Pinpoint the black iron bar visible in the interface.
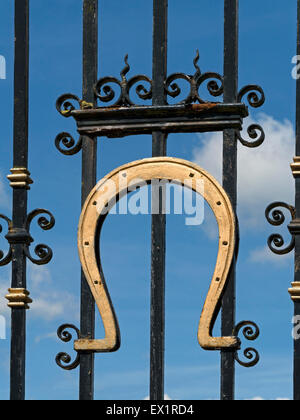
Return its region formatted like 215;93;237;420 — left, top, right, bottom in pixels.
221;0;239;401
79;0;98;401
72;103;247;138
294;0;300;401
9;0;30;401
150;0;168;401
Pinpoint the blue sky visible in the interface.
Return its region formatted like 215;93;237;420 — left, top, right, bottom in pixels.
0;0;298;400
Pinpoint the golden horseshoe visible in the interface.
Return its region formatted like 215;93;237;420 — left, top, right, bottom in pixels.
76;157;239;353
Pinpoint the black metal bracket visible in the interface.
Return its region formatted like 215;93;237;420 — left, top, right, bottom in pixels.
55;319;261;371
266;202;296;255
54;52;266;155
56;324;81;371
234;321;260;368
236;85;266;148
71;103;248;138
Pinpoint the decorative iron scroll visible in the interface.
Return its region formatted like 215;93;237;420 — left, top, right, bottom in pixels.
54;52;266;113
55;132;83;156
234;321;260;368
56;324;81;371
24;209;55;265
0;209;55;267
165;50;224;105
93;51;224;107
56;51;224;113
94;54;153;107
55;52;267;149
75;157;240;353
237;85;266;148
266;202;296;255
55;94;92;156
0;214;13;266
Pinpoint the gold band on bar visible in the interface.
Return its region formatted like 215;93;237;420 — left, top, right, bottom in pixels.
7;168;33;190
5;288;33;310
289;282;300;302
291;157;300;179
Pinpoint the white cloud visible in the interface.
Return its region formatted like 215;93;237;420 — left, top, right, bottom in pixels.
35;332;58;344
0;276;10;320
193;114;295;229
0;171;10;210
249;245;293;266
27;263;79;322
29;264;52;288
29;290;78;322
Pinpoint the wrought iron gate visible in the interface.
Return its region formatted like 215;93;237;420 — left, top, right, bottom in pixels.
1;0;299;401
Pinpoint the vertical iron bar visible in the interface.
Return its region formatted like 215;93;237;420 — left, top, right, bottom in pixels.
221;0;239;401
294;0;300;401
150;0;168;401
10;0;29;401
79;0;98;401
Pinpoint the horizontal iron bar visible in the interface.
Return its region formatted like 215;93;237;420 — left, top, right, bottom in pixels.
73;103;248;119
77;120;244;138
72;103;247;138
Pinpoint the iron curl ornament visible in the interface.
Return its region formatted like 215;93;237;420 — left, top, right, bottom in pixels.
55;132;83;156
58;51;225;112
237;85;266;148
234;321;260;368
0;214;13;266
266;202;296;255
0;210;55;266
56;93;83;117
56;324;81;371
55;94;93;156
94;54;153;107
165;50;224;105
24;209;56;265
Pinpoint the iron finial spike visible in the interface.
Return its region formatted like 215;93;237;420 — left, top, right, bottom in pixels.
121;54;130;80
193;49;201;77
